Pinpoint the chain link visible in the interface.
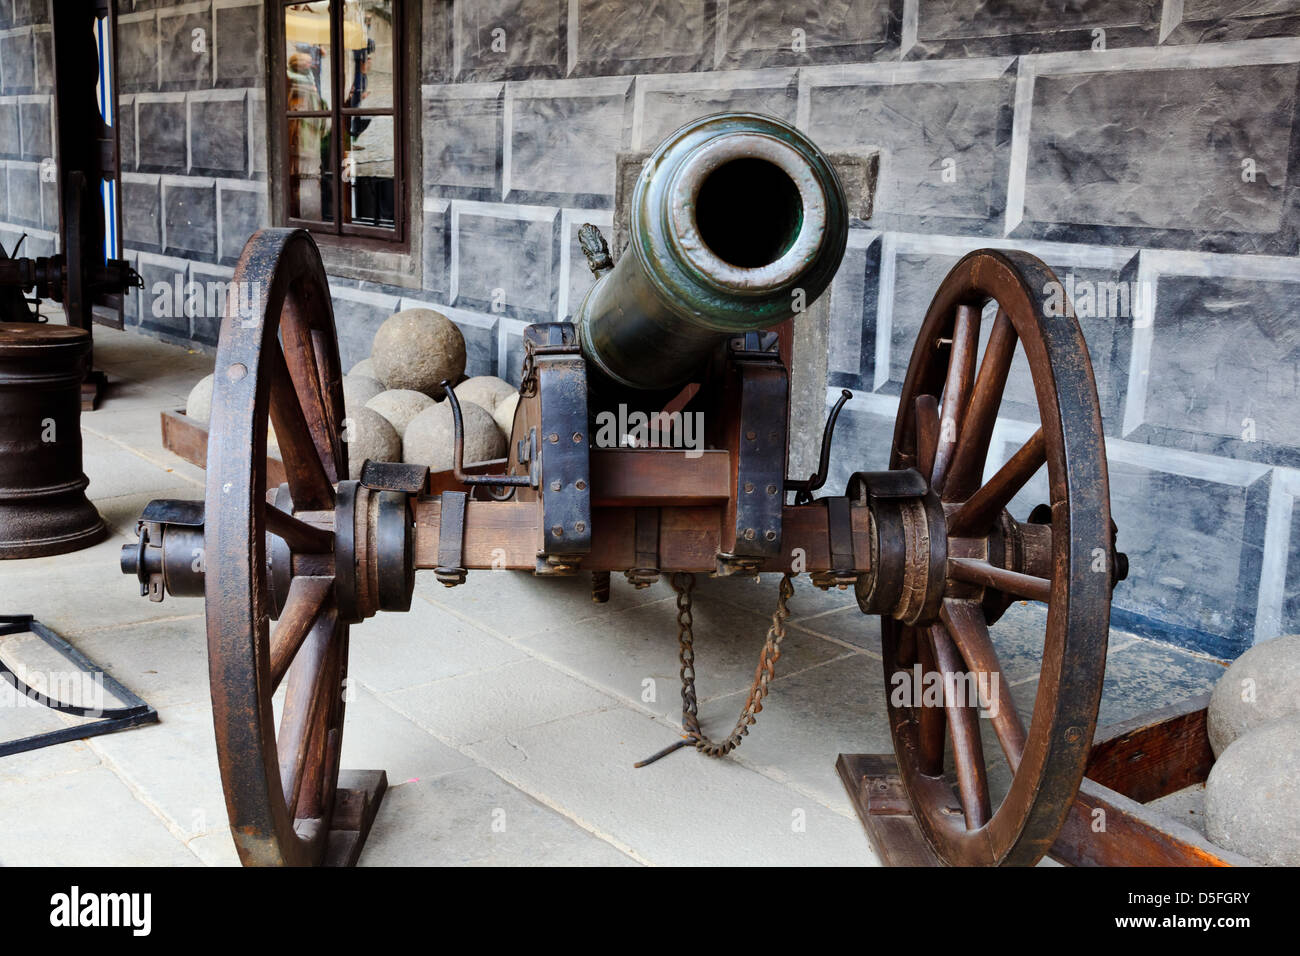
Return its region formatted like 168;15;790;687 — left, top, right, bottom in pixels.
635;571;796;767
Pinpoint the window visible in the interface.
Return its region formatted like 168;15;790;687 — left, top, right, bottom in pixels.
280;1;405;242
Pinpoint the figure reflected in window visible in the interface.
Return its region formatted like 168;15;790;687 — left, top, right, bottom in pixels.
343;11;394;230
287;52;331;222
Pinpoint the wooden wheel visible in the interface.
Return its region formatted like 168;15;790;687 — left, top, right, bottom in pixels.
882;249;1116;866
204;229;350;866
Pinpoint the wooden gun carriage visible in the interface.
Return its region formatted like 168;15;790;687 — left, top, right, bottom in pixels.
121;114;1127;867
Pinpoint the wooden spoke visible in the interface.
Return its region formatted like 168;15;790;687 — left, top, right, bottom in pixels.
896;625;918;667
915;627;945;776
294;665;341;822
311;328;346;478
929;625;992;830
948;557;1052;604
266;338;335;511
280;301;341;483
277;615;338;815
946;428;1045;537
931;304;980;493
269;577;334;691
265;504;334;554
914;394;940;485
941;599;1028;771
944;309;1017;502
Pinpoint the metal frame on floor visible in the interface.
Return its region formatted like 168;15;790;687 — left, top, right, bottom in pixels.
0;613;157;757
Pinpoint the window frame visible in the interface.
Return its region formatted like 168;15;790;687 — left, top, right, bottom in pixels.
274;0;409;248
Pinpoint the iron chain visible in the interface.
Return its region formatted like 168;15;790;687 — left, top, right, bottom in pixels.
635;571;796;766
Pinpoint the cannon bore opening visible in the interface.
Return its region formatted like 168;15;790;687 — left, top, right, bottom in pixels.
694;158;803;269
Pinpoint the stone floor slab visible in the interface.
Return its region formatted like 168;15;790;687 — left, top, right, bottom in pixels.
697;652;891;815
515;592;853;723
339;686;476;783
65;616;210;710
470;707;877;866
418;567;665;640
0;765;198;866
82;432;196;501
359;766;637;866
382;658;616;746
86;700;230;854
349;596;528;694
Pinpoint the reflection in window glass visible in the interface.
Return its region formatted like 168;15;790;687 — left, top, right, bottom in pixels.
344;115;395;228
289;116;333;222
286;2;332;110
343;1;394;110
281;0;403;239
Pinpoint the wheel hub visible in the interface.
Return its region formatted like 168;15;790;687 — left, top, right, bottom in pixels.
849;469;947;625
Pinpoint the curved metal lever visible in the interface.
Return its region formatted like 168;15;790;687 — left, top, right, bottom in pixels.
441;381;532;487
785;388;853;505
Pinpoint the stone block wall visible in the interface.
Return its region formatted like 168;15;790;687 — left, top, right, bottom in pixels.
3;0;1298;657
115;0;267;346
0;0;56;260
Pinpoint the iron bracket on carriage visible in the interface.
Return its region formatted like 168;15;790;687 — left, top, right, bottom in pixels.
120;112;1129;867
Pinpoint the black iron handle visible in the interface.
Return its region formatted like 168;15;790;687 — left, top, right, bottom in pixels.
785;388;853;504
441;381;532;487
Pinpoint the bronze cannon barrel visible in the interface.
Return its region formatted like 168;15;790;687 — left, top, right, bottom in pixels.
574;112;849;392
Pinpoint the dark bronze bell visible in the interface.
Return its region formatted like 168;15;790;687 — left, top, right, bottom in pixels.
0;322;105;558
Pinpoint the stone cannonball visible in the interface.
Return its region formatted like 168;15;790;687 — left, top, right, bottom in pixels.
342;406;401;480
454;375;516;414
1205;717;1300;866
1207;634;1300;757
365;388;435;438
186;373;215;423
349;357;376;379
370;308;466;398
493;391;520;439
343;374;385;415
402;399;505;472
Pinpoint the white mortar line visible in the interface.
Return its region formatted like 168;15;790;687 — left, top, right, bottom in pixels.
1255;472;1293;644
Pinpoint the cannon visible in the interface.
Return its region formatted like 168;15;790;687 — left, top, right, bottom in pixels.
121;113;1126;867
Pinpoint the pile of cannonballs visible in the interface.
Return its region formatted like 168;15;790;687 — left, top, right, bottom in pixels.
185;308;519;480
1202;633;1300;865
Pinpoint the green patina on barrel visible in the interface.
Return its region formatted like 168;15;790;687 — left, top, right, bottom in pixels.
574;112;849;392
0;322;105;558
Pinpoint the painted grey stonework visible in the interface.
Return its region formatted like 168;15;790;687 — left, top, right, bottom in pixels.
3;1;1299;658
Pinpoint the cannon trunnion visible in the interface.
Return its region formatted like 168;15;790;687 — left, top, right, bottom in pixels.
121;113;1127;868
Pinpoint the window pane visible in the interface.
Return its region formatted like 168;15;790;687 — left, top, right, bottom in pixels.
343;114;395;229
343;1;395;111
289;116;334;223
286;1;333;111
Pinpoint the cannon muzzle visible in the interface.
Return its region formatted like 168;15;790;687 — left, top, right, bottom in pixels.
574;112;848;392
